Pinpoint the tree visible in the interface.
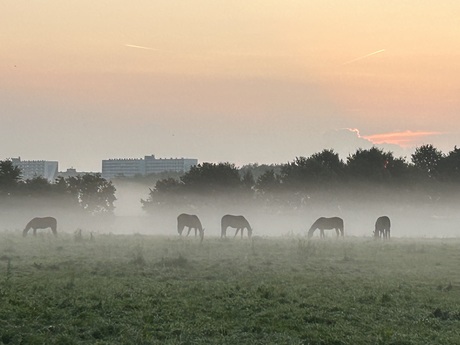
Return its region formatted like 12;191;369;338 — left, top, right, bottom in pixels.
240;170;255;192
141;162;247;212
141;177;183;212
0;159;22;196
255;169;281;195
22;176;52;196
66;174;116;214
180;162;242;194
438;146;460;182
346;147;399;182
280;149;345;190
411;144;443;178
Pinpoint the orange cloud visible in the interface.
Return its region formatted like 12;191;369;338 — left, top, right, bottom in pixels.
363;131;443;147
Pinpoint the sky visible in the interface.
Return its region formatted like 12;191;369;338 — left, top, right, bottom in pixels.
1;1;460;172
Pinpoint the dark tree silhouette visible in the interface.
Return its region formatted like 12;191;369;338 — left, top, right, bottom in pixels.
346;147;399;182
66;174;116;214
142;162;245;212
411;144;443;178
281;149;344;190
0;159;22;196
180;162;241;194
141;177;183;211
255;169;281;194
241;170;255;192
438;146;460;182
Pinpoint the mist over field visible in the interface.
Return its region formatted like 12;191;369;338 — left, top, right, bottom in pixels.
1;177;459;239
84;179;460;239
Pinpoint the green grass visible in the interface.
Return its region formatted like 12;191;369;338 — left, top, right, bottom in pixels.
1;233;460;344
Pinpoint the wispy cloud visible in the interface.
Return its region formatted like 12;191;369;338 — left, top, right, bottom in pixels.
363;130;443;147
125;44;161;51
342;49;385;65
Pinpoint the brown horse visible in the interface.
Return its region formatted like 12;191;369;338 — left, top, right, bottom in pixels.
308;217;344;238
177;213;204;241
23;217;57;237
374;216;391;239
221;215;252;238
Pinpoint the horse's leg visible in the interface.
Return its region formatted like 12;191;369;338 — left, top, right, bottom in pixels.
33;228;37;236
335;228;339;237
234;228;239;238
241;228;244;239
194;228;197;237
221;226;226;238
186;227;192;236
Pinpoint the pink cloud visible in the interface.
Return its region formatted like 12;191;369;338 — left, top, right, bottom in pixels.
363;130;443;147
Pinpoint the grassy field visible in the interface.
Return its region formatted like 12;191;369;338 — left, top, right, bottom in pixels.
1;232;460;344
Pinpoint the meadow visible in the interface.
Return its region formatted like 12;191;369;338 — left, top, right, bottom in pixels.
1;231;460;344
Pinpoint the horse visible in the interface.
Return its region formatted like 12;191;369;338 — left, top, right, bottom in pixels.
221;215;252;238
307;217;344;239
177;213;204;241
374;216;391;239
23;217;57;237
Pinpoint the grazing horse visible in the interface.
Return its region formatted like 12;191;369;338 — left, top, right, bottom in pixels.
23;217;57;237
308;217;344;239
177;213;204;241
221;215;252;238
374;216;391;239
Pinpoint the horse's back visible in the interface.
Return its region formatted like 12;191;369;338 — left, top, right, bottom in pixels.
30;216;57;228
375;216;391;230
178;213;201;228
222;214;248;227
313;217;343;229
330;217;344;228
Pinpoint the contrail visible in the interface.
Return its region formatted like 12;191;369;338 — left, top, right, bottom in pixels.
125;44;161;51
342;49;385;65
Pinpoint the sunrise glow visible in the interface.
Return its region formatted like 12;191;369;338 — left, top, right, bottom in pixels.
1;1;460;170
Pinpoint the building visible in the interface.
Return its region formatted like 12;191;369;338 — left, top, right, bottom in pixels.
102;154;198;179
58;168;95;178
11;157;59;182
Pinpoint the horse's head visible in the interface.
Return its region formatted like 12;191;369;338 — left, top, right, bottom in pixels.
200;228;205;242
248;227;253;238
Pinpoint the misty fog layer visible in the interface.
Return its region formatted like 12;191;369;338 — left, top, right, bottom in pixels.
81;178;460;238
2;145;460;239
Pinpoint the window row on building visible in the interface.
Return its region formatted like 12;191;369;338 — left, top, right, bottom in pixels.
101;155;198;179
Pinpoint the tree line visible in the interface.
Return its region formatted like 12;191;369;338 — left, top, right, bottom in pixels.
2;144;459;215
0;160;116;214
141;144;460;213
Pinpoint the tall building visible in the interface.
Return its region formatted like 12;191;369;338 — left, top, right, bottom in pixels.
102;155;198;179
11;157;59;182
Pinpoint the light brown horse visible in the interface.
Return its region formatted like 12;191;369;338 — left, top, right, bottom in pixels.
308;217;344;239
221;215;252;238
23;217;57;237
177;213;204;242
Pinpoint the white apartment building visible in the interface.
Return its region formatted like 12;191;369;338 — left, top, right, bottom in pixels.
102;155;198;179
11;157;59;182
